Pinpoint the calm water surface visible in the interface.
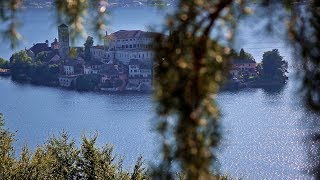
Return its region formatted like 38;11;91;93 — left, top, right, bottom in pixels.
0;76;317;178
0;6;319;179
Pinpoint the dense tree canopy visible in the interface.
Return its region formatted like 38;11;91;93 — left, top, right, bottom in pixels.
76;74;101;91
9;51;33;80
260;49;288;82
0;58;9;69
0;114;148;179
35;51;48;62
9;51;59;84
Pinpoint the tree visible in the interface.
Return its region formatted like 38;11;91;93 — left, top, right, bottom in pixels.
84;36;94;61
75;74;101;91
0;58;9;69
131;156;148;180
0;113;15;179
260;49;288;82
153;1;235;178
35;51;48;62
44;132;80;179
10;50;33;80
0;113;150;179
239;48;255;62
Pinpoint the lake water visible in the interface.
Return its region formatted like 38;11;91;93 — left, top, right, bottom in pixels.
0;6;319;179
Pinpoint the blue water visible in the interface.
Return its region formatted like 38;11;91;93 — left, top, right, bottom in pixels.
0;6;318;179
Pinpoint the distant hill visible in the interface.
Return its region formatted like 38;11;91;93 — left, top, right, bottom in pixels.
23;0;175;8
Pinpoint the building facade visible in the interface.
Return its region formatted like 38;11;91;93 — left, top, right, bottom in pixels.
230;58;257;78
103;30;158;65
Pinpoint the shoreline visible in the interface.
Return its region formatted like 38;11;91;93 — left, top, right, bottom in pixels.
1;75;153;95
2;74;287;95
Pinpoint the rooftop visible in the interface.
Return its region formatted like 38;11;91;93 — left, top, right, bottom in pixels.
107;30;159;40
30;42;51;56
59;24;68;28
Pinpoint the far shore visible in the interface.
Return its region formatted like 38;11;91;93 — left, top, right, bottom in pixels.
1;74;288;95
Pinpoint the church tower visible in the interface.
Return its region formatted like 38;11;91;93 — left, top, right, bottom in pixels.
58;24;70;59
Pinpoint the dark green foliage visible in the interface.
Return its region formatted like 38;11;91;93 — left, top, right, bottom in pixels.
9;51;59;85
35;51;48;62
78;135;100;179
44;132;80;179
11;145;33;179
239;48;255;61
260;49;287;82
9;50;33;80
0;58;9;69
28;63;60;85
76;74;101;91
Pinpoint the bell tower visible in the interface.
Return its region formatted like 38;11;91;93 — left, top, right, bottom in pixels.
58;24;70;59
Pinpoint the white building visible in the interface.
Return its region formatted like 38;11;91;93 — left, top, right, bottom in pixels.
126;59;153;91
63;64;74;75
103;30;158;64
63;58;85;75
59;76;77;87
83;61;103;75
128;59;152;78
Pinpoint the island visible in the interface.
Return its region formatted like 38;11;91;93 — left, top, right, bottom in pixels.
223;48;288;90
0;24;288;93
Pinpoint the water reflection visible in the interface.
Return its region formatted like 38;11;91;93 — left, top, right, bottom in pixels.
261;84;286;95
302;109;320;178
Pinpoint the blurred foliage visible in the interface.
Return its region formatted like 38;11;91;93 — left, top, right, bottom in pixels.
152;0;250;178
286;0;320;111
54;0;108;44
0;0;22;49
